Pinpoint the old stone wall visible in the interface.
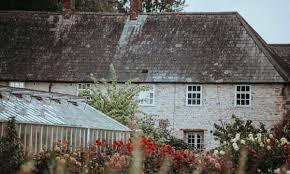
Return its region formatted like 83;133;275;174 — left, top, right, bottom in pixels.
1;82;286;149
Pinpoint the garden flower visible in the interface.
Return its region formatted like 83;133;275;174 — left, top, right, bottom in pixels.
269;134;274;139
266;139;271;143
55;156;61;161
266;145;271;150
232;142;239;151
215;162;221;171
280;137;289;145
235;133;241;140
259;142;264;147
54;146;61;152
59;159;66;165
219;150;225;155
213;150;219;155
38;149;44;154
240;139;246;145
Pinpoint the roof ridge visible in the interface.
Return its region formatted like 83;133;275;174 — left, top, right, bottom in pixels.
235;13;289;81
0;10;238;16
0;10;126;16
269;44;290;46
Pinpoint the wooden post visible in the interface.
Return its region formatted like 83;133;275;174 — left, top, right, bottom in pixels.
56;126;59;142
29;125;33;153
24;125;27;150
40;126;43;149
79;128;82;148
18;124;21;139
1;122;4;137
45;126;48;150
70;127;73;151
50;127;54;149
35;126;38;153
60;127;64;145
74;128;78;149
87;128;90;147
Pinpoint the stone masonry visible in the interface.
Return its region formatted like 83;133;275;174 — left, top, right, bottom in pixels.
1;81;286;149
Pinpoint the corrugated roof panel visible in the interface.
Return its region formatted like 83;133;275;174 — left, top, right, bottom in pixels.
0;88;130;132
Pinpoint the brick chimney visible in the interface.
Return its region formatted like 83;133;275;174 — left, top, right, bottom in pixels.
130;0;142;20
63;0;74;11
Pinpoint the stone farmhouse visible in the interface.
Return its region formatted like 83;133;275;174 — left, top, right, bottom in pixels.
0;1;289;149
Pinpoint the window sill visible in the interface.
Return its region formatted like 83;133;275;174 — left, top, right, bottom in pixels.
139;104;155;107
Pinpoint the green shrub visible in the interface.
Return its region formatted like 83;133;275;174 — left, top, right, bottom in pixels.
0;117;24;174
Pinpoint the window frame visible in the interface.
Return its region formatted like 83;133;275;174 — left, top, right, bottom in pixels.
76;83;92;99
9;82;25;88
184;131;204;151
139;85;155;106
235;85;251;107
186;85;202;106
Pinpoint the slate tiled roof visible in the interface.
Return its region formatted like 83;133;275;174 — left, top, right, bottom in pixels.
269;44;290;76
0;86;130;131
0;11;288;83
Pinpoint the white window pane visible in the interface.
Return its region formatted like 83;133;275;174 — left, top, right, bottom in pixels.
139;86;154;105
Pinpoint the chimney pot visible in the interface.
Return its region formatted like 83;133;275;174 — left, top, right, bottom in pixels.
63;0;74;11
130;0;142;20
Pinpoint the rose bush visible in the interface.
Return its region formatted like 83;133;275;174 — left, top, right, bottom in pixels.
28;137;222;174
213;132;290;174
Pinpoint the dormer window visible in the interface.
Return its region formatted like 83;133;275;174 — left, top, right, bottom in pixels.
9;82;25;88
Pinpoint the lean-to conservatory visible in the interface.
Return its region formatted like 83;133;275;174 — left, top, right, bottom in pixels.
0;86;131;153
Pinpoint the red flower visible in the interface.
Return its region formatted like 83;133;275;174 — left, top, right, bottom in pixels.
126;143;133;152
164;145;173;153
96;139;105;145
113;140;125;147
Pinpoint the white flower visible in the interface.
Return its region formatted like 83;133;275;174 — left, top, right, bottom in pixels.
214;150;219;155
259;142;264;147
223;141;227;145
266;139;271;143
269;134;274;139
233;142;239;151
266;145;271;150
280;137;289;145
248;133;253;138
257;133;262;138
240;139;246;145
235;133;241;140
219;150;225;155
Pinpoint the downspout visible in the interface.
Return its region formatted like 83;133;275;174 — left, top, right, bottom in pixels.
48;83;52;92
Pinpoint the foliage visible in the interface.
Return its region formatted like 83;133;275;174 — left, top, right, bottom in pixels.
137;115;190;150
0;117;24;174
0;0;62;11
213;115;290;174
90;64;148;125
1;0;185;13
26;137;221;174
273;111;290;141
213;115;267;143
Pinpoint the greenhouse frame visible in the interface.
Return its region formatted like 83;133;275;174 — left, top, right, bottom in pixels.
0;86;131;153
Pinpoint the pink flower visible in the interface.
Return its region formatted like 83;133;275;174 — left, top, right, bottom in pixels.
215;162;221;171
54;146;61;152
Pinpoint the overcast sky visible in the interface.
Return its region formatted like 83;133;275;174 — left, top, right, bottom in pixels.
184;0;290;44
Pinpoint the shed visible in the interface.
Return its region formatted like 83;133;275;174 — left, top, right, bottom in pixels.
0;86;131;153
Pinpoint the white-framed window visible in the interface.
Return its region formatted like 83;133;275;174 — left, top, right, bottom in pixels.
185;131;204;151
186;85;202;106
9;82;25;88
139;85;155;106
77;83;92;99
235;85;251;107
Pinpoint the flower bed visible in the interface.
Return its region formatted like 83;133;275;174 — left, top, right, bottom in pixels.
30;137;222;174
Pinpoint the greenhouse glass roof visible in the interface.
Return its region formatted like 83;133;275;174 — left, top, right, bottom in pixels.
0;86;130;132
